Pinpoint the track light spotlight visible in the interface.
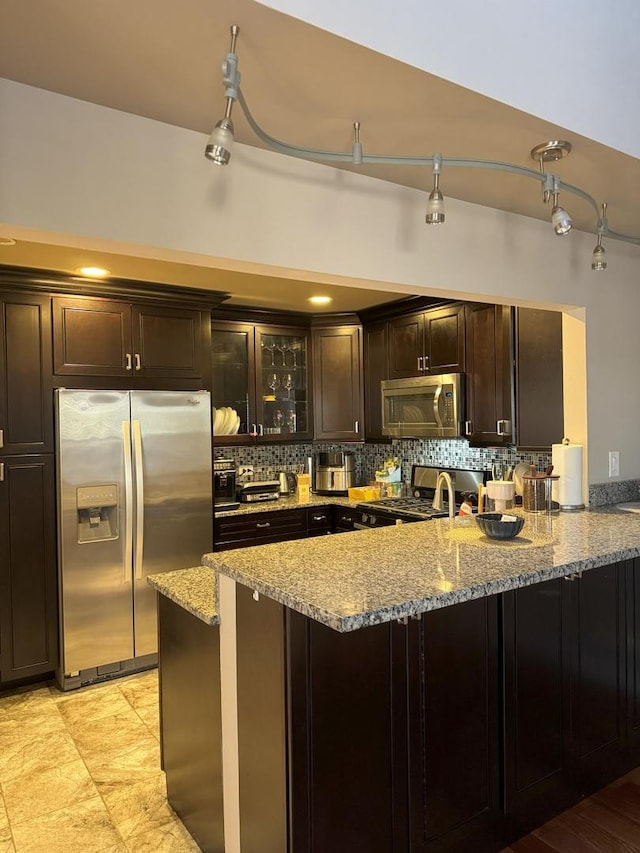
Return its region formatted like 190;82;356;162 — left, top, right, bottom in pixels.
205;25;240;165
550;187;572;236
592;203;608;270
426;154;445;225
205;117;234;165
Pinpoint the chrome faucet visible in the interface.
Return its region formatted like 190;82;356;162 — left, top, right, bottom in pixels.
432;471;455;519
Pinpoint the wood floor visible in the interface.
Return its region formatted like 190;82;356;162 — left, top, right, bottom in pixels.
501;767;640;853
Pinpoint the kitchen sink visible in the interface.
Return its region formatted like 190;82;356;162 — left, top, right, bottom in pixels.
616;502;640;513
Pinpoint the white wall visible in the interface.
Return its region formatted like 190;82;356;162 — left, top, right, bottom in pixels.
258;0;640;160
1;79;640;485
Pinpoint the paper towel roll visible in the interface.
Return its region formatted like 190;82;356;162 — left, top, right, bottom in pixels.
552;443;584;509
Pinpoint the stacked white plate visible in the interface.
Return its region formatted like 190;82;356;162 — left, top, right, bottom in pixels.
213;406;241;435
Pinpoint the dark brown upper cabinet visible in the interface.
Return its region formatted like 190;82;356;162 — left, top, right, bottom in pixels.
312;325;364;442
0;293;53;455
363;321;388;442
515;307;564;450
53;296;207;381
464;303;514;446
387;304;465;380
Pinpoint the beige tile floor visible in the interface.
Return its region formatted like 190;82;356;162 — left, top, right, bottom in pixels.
0;670;202;853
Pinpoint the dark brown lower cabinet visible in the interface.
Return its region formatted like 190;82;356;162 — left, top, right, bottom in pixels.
407;597;501;853
157;595;224;853
158;560;640;853
286;607;408;853
626;559;640;766
503;561;640;839
236;587;499;853
502;579;574;837
0;454;58;686
569;561;629;795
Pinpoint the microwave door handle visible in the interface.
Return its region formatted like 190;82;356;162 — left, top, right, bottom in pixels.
122;421;134;583
432;385;444;432
132;419;144;581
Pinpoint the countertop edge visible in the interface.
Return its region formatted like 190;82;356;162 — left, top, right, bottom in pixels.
148;566;219;626
203;548;640;632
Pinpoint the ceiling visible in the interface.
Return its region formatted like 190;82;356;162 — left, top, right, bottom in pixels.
1;0;638;311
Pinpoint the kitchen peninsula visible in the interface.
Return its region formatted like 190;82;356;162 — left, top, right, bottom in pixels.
150;507;640;853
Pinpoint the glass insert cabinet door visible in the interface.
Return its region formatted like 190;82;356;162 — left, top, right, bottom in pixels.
212;324;311;442
255;328;310;440
211;325;252;440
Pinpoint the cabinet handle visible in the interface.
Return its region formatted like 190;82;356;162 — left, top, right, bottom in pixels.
417;356;423;372
496;419;511;436
256;521;271;529
258;423;264;436
134;353;142;371
465;420;472;435
251;423;257;436
423;354;429;371
0;428;3;448
125;353;132;371
354;420;359;434
312;514;327;522
0;462;4;482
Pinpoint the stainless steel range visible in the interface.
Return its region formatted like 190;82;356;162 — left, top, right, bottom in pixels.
354;465;486;528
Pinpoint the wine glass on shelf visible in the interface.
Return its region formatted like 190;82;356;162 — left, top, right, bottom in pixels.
282;373;294;400
261;341;275;366
266;373;279;395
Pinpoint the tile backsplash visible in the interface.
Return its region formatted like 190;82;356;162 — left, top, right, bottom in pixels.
216;439;551;484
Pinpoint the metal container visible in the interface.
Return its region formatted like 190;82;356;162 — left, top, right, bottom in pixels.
314;451;355;495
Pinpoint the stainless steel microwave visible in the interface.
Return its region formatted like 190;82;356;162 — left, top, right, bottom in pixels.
381;374;464;438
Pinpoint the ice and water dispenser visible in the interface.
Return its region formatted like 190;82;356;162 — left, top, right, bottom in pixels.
76;484;119;543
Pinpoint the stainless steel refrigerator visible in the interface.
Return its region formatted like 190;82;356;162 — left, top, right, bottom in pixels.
55;389;212;690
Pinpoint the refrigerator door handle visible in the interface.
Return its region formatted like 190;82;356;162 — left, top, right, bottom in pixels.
132;419;145;580
122;420;134;583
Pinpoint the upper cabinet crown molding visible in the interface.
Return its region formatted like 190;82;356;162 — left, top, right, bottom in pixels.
0;265;226;309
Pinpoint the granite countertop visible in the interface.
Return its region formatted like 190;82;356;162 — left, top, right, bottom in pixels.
147;566;218;625
214;493;358;517
202;508;640;632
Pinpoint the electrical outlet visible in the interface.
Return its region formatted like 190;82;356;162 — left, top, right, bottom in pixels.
608;451;620;478
238;465;254;479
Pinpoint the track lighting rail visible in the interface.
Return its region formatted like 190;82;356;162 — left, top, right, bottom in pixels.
206;25;640;265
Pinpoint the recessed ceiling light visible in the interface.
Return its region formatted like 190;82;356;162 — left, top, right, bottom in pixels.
308;295;333;305
76;266;111;278
0;237;17;247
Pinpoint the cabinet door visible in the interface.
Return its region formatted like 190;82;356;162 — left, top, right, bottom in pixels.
515;307;564;449
363;321;388;441
287;611;409;853
0;455;58;685
133;305;204;379
212;322;255;444
569;563;627;795
626;558;640;767
503;580;575;834
465;304;513;446
0;294;53;454
424;304;465;374
53;296;133;376
407;596;500;852
256;326;312;441
387;313;423;379
312;326;363;441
